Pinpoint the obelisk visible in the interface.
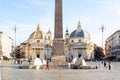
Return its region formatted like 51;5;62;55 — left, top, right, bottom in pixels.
52;0;65;63
54;0;63;39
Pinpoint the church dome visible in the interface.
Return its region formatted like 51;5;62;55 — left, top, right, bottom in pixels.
29;24;45;39
70;21;90;39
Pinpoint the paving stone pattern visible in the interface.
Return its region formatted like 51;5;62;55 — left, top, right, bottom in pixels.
0;61;120;80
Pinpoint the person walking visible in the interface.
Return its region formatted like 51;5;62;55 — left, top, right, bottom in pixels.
104;61;107;68
46;60;49;70
108;60;112;70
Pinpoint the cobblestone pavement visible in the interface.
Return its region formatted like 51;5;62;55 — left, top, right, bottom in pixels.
0;61;120;80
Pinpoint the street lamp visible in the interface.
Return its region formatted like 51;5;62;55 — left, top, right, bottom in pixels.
99;24;106;49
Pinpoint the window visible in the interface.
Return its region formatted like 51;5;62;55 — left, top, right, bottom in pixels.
37;40;40;42
48;36;50;40
71;40;74;43
79;39;81;42
119;34;120;38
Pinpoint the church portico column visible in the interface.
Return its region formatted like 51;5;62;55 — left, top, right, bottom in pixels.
39;48;41;57
82;48;87;59
32;48;35;59
73;48;78;58
40;48;44;59
73;48;75;58
43;48;45;59
67;46;71;62
30;48;35;65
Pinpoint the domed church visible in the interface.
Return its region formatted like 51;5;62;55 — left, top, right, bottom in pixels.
18;22;94;62
21;24;52;62
65;21;94;61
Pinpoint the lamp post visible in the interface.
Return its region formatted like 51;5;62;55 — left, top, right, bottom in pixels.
99;24;106;49
12;25;17;47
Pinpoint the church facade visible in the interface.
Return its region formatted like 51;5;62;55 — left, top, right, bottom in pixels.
20;24;52;61
64;21;94;61
17;22;94;62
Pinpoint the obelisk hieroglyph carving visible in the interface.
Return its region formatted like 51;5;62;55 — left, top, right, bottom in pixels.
53;0;64;56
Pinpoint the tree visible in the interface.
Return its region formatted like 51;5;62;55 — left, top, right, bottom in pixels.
94;44;104;60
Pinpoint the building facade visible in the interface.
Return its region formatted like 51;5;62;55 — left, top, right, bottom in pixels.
20;24;52;62
105;30;120;60
16;22;95;62
64;21;94;61
0;32;12;58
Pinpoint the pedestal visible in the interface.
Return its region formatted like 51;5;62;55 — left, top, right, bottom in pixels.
52;38;65;66
52;38;64;56
51;55;66;66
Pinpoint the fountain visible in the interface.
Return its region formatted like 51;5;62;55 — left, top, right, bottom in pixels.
69;56;95;69
33;57;46;69
19;55;47;69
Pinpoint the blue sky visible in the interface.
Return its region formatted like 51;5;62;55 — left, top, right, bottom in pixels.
0;0;120;48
